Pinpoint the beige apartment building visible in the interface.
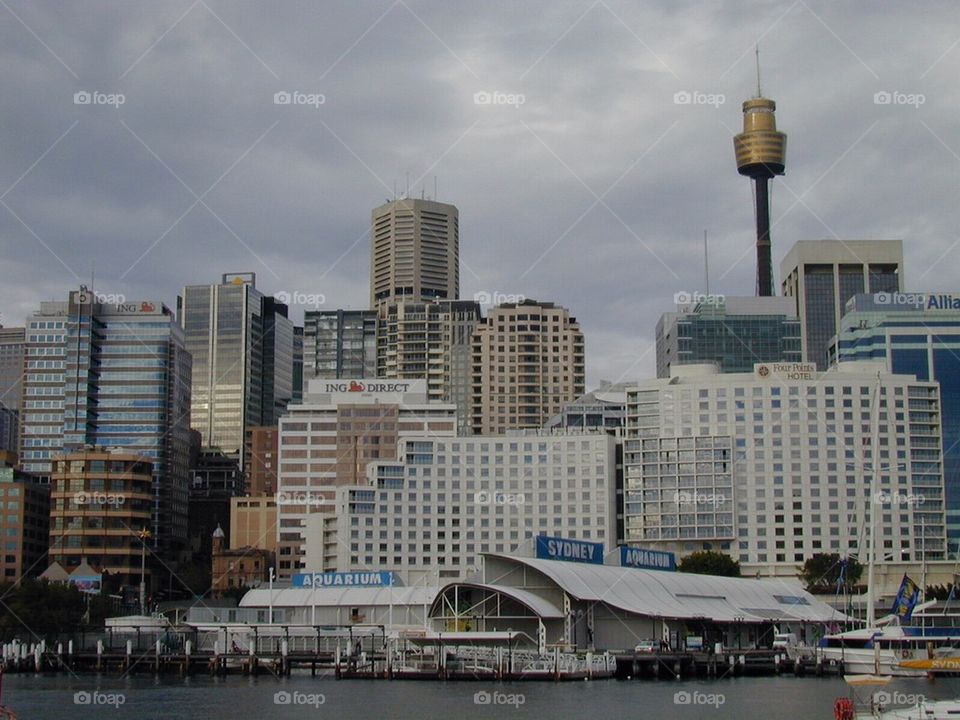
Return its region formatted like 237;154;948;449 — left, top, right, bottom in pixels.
471;300;585;435
48;450;153;588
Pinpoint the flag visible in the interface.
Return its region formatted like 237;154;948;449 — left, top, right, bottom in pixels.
890;574;921;622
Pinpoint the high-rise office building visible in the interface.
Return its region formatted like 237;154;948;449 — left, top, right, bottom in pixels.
261;296;294;425
370;198;459;308
0;456;49;582
0;327;25;453
830;291;960;558
470;300;585;435
292;326;304;404
179;273;293;463
303;309;377;379
656;297;801;378
245;425;279;496
623;362;945;576
19;290;192;558
781;240;903;369
377;300;481;431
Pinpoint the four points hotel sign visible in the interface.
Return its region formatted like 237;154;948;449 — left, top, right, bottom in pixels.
292;571;394;588
535;535;604;565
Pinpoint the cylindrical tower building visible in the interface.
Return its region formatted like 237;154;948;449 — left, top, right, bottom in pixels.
734;96;787;296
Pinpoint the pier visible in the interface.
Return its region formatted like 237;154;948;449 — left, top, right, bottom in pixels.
0;628;846;681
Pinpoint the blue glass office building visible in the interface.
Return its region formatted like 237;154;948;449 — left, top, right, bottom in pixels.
831;292;960;556
20;289;193;558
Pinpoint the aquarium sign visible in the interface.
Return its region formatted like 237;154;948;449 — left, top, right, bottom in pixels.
620;546;676;571
292;571;394;588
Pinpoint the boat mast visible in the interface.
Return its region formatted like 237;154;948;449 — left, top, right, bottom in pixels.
866;371;881;628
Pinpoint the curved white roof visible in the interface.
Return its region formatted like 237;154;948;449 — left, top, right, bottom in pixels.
434;582;565;619
239;585;439;609
485;555;846;623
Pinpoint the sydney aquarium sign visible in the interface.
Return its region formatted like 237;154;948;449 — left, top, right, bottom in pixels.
535;535;604;565
620;546;676;572
292;571;394;588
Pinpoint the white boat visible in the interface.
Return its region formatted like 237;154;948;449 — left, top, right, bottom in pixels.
820;616;960;677
835;676;960;719
861;700;960;719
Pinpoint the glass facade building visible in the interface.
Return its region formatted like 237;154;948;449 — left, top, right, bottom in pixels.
656;297;801;378
179;274;293;467
19;290;192;557
781;240;903;369
831;292;960;557
303;309;377;379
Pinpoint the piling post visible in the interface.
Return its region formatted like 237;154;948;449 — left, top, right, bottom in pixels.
96;640;103;672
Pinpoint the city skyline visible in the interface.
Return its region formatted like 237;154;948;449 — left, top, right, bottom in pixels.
0;2;957;389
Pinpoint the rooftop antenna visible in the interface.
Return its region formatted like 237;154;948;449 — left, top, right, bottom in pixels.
393;179;397;201
405;172;410;198
434;175;438;201
755;44;762;98
421;185;425;200
703;230;710;295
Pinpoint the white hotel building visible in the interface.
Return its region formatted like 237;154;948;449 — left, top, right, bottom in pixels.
623;361;946;577
303;430;618;585
275;379;457;580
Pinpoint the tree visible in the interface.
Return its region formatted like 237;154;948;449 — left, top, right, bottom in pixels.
798;553;863;594
0;579;87;641
678;550;741;577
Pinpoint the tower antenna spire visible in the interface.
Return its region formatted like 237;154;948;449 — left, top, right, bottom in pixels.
755;45;762;97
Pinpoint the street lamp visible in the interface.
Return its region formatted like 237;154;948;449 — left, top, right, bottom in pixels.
268;566;275;624
137;527;151;616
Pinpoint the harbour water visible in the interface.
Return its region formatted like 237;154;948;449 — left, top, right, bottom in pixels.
7;674;960;719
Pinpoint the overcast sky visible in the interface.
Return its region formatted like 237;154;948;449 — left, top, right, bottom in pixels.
1;1;957;386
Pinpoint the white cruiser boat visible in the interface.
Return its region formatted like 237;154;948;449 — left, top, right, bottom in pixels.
820;613;960;677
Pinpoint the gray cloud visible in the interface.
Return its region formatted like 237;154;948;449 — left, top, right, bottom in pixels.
1;0;957;385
